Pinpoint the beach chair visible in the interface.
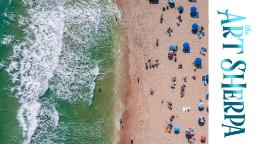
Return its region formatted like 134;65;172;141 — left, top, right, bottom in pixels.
149;0;159;4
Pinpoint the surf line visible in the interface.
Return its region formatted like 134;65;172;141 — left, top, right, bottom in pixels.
218;10;247;137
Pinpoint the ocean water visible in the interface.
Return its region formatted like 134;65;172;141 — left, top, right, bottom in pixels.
0;0;121;143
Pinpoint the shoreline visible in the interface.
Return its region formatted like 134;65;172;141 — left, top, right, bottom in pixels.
113;1;131;141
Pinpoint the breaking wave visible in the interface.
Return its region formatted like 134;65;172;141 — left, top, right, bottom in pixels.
7;0;120;143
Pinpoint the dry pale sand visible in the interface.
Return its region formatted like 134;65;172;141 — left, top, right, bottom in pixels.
116;0;208;143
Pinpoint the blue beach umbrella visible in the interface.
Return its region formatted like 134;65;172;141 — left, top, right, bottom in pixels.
190;6;197;13
192;23;199;31
198;101;205;111
169;44;176;51
183;42;190;53
190;6;197;16
177;5;184;14
168;0;176;8
174;126;181;134
194;57;202;67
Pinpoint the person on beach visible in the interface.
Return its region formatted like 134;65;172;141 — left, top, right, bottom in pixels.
156;39;159;47
178;15;182;22
201;26;204;31
167;123;173;133
160;14;163;24
149;63;152;69
167;102;173;110
176;21;180;27
150;89;154;95
162;7;166;11
184;76;187;82
178;64;182;69
155;63;159;68
167;27;172;36
120;119;123;129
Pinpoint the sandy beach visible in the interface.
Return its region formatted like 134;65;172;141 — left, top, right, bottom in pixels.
116;0;208;143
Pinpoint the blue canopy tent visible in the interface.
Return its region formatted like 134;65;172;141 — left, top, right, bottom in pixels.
169;44;176;51
198;101;205;111
168;0;176;8
183;42;190;53
194;57;202;68
177;5;184;14
174;126;180;134
190;6;198;17
192;23;199;34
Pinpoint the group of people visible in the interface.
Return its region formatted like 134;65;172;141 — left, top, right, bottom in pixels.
171;76;177;89
145;59;160;70
180;84;186;98
150;1;208;143
196;26;206;39
165;114;178;133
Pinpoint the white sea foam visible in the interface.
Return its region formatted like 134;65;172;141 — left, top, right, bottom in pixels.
1;35;14;45
17;101;41;144
7;0;120;143
0;63;4;69
8;2;65;143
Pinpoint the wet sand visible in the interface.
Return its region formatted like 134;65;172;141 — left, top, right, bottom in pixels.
116;0;208;143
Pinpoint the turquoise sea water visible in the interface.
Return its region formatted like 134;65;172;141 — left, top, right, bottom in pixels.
0;0;120;143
